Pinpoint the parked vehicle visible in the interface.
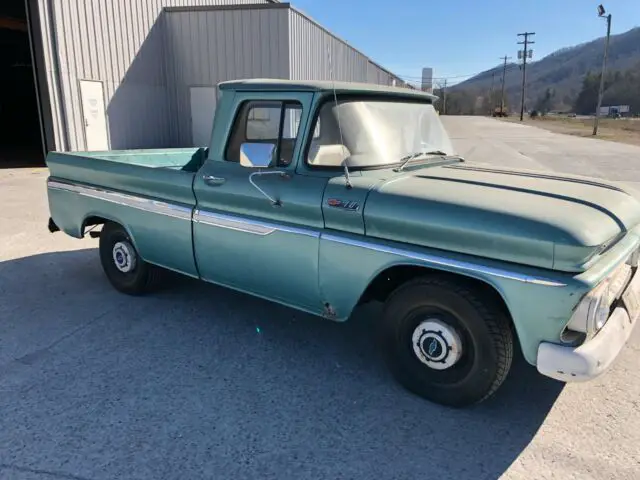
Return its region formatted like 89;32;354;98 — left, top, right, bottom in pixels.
46;79;640;408
492;107;509;117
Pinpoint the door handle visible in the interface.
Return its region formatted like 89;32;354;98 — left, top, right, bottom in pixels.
203;175;225;186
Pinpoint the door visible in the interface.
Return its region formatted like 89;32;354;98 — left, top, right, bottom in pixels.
193;93;328;314
79;80;109;151
190;86;218;146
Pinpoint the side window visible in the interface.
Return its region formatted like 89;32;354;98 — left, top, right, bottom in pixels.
225;100;303;167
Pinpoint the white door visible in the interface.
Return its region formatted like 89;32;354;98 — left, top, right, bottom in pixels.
79;80;109;151
190;87;218;147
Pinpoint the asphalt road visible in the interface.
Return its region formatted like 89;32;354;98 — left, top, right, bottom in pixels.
1;118;640;480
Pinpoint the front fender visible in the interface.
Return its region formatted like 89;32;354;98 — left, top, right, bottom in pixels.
318;232;586;365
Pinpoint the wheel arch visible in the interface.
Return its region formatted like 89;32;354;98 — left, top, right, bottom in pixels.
356;263;518;342
81;214;142;255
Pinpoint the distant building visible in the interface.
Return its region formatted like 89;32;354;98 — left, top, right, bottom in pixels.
599;105;631;117
421;68;433;93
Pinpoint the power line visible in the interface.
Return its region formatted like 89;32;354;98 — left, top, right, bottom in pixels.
517;32;535;121
393;64;522;84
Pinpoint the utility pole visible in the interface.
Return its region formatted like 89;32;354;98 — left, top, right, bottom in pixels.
489;71;496;115
517;32;535;121
499;56;511;115
441;79;447;115
593;6;612;136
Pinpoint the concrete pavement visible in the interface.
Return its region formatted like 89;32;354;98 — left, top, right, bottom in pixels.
442;115;640;192
1;119;640;479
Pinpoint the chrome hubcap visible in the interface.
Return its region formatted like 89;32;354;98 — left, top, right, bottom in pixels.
411;319;463;370
112;241;136;273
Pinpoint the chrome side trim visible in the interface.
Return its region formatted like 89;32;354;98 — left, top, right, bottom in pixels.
321;234;567;287
48;179;565;286
194;209;319;238
194;210;275;236
47;179;192;220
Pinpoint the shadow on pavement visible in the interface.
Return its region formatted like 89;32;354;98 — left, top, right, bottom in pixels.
0;249;564;480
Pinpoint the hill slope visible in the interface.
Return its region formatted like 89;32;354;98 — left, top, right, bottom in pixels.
452;27;640;112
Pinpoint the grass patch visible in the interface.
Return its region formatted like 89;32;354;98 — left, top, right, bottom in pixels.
499;115;640;146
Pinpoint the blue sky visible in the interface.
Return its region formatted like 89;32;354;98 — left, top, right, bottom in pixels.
291;0;640;86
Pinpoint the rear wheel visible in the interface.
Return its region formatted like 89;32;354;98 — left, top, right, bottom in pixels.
98;222;163;295
380;276;513;408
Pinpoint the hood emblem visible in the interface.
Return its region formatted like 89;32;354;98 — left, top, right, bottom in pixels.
327;198;360;212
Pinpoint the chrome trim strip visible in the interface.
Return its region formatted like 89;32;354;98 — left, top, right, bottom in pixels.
47;179;192;220
194;209;319;238
194;210;276;236
321;234;567;287
48;179;565;286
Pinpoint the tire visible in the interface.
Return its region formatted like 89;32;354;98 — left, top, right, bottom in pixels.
98;222;164;295
380;276;513;408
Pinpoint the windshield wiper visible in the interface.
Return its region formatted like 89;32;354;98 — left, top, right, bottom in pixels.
394;150;452;172
394;153;423;172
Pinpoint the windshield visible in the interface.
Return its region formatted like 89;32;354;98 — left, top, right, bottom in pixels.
307;98;456;169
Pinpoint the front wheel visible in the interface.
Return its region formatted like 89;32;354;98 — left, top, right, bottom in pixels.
380;276;514;408
98;222;164;295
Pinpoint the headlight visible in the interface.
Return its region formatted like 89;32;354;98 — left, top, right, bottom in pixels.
566;280;612;336
565;263;631;337
591;283;613;331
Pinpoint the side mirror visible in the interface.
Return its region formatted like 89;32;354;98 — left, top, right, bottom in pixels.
240;142;275;168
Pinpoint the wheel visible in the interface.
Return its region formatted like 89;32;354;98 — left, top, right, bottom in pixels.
98;221;163;295
380;276;513;408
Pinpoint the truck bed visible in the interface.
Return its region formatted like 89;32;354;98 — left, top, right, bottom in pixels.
46;148;205;205
48;147;206;172
46;148;205;277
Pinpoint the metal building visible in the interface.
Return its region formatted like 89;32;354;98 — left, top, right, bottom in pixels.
2;1;407;166
164;3;410;146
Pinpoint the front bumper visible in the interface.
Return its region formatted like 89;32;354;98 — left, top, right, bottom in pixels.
537;270;640;383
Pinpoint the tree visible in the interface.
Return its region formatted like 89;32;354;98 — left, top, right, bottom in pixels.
572;63;640;115
434;88;485;115
534;88;555;115
573;71;600;114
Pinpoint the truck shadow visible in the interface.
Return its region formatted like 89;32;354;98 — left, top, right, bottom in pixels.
0;249;564;479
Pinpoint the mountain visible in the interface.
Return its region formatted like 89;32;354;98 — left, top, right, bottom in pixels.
451;27;640;112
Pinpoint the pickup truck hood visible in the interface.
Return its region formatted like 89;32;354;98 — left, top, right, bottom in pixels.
363;163;640;272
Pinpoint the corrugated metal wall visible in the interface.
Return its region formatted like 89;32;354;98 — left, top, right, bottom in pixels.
288;9;367;83
36;0;273;151
164;5;289;146
288;9;403;87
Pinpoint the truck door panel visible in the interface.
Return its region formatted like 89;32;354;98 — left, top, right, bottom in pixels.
193;93;327;313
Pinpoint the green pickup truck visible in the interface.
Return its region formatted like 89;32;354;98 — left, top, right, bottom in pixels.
46;79;640;407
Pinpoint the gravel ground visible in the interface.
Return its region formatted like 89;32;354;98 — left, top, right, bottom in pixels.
1;118;639;480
